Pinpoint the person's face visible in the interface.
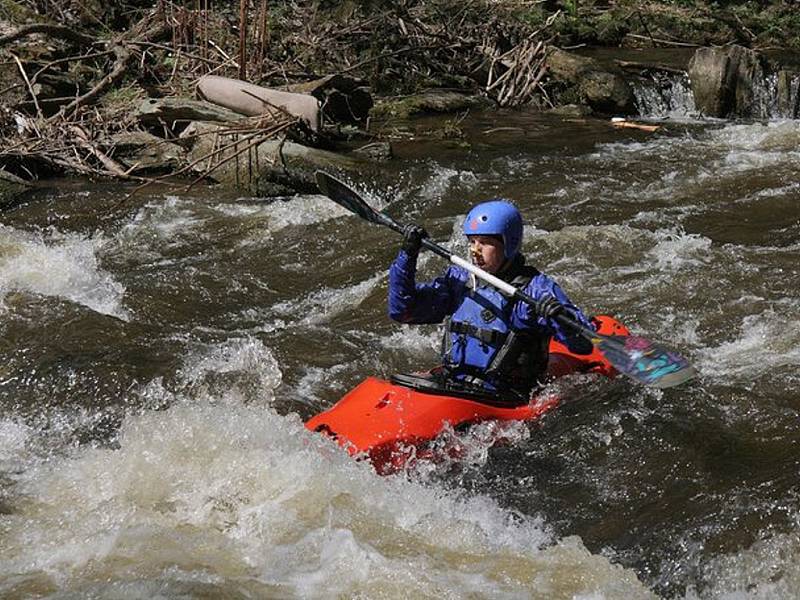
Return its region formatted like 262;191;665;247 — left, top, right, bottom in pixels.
468;235;505;274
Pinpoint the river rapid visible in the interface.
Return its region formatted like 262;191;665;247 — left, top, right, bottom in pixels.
1;109;799;599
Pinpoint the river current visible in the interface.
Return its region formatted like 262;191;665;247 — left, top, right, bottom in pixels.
1;110;799;599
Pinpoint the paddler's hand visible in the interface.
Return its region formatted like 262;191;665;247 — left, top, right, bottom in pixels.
401;224;428;258
533;295;564;319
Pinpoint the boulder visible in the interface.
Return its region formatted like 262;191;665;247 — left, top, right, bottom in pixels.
197;75;320;132
371;90;492;120
687;45;766;118
106;130;187;175
546;49;636;115
180;121;360;196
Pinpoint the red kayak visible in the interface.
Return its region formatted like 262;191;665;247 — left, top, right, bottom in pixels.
306;315;629;474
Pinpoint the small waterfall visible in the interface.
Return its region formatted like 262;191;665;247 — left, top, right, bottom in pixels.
633;67;800;120
633;70;697;119
735;67;800;118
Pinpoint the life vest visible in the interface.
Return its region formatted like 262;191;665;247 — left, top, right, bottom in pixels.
441;266;550;399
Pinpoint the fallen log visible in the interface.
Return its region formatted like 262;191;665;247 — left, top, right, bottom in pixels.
197;75;321;132
138;97;246;125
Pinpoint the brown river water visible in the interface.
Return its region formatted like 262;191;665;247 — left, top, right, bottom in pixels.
1;107;799;598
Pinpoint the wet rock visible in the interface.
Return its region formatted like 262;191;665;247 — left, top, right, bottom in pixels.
106;131;187;175
0;168;32;210
777;70;800;119
181;121;361;196
546;49;635;115
370;90;492;120
687;45;766;118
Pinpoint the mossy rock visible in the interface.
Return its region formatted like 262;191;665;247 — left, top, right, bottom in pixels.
371;90;492;120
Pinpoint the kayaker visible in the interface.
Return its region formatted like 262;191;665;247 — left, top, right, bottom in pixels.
388;199;595;402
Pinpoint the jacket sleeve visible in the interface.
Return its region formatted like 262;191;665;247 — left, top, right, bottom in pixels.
514;274;595;354
388;250;461;324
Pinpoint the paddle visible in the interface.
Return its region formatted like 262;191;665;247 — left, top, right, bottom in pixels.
315;171;696;389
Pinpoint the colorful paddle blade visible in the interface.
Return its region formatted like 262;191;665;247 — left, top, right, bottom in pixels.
594;333;697;389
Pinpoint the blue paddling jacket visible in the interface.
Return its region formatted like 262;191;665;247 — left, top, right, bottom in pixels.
388;249;595;399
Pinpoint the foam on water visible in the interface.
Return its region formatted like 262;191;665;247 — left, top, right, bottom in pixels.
0;392;655;599
708;120;800;154
644;228;713;271
270;272;385;328
0;326;655;598
581;121;800;210
176;336;283;404
696;310;800;380
111;196;210;265
130;196;207;240
0;224;129;319
114;193;348;265
416;166;478;202
0;418;33;472
292;363;352;409
215;195;351;232
379;326;439;355
686;529;800;600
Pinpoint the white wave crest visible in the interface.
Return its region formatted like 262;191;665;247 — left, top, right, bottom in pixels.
270;272;385;328
0;397;655;599
0;225;129;319
177;336;283;404
696;310;800;380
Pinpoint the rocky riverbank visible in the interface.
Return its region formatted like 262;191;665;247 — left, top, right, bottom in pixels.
1;1;799;207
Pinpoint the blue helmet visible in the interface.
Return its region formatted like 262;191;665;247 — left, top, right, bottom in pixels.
463;199;523;259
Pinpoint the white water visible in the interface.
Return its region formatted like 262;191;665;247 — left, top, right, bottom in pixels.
0;224;129;319
634;71;698;120
2;117;800;599
0;347;654;599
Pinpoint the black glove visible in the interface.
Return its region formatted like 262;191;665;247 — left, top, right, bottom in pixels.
533;295;564;319
401;224;428;257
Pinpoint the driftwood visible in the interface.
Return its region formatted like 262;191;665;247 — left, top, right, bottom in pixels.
70;125;131;177
137;98;246;124
285;74;373;124
51;20;171;121
0;10;174;183
611;118;660;132
484;11;561;107
197;75;321;131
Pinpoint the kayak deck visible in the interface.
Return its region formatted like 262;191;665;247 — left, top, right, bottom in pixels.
306;315;629;474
